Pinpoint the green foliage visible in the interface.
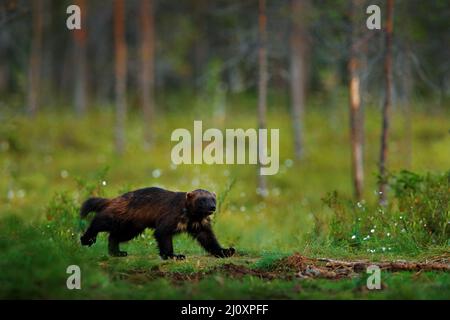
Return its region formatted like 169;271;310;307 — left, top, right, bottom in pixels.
74;166;110;199
0;120;26;154
0;105;449;299
324;170;450;253
217;176;236;215
251;251;289;271
45;191;81;240
389;170;449;246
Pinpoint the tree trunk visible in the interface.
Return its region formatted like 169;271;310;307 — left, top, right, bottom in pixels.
257;0;268;195
114;0;127;155
139;0;155;147
289;0;308;160
348;0;364;200
379;0;394;205
27;0;43;116
73;0;87;116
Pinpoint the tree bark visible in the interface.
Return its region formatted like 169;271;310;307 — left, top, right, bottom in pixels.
73;0;87;116
27;0;43;116
379;0;394;205
257;0;268;195
348;0;364;201
289;0;308;160
139;0;155;147
114;0;127;155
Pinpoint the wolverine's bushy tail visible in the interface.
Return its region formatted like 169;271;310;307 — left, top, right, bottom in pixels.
80;197;109;218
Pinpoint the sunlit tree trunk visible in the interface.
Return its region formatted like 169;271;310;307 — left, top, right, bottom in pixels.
289;0;308;160
139;0;155;147
257;0;268;195
379;0;394;205
27;0;43;116
73;0;87;116
348;0;364;201
114;0;127;155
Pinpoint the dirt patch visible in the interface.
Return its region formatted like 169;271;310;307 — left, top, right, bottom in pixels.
278;253;450;280
113;253;449;284
214;263;283;280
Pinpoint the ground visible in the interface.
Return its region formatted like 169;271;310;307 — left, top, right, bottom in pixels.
0;97;449;299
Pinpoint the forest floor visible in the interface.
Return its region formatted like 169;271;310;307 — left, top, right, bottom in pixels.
1;102;449;299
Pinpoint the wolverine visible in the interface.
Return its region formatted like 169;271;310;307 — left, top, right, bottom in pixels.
80;187;235;259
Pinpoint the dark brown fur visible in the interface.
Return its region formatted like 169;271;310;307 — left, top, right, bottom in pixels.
80;187;235;259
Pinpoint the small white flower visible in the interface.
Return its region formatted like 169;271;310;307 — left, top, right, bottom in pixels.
284;159;293;167
61;170;69;178
152;169;161;178
370;229;375;233
351;235;356;240
256;188;269;197
102;180;107;186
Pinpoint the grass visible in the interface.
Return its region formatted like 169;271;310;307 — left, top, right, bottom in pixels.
0;99;449;299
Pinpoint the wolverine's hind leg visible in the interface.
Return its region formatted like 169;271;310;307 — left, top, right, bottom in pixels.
108;234;128;257
154;229;185;260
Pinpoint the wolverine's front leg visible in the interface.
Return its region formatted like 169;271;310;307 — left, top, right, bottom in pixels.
189;225;235;258
154;229;185;260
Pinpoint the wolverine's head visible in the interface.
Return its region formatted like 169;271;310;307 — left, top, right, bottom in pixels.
186;189;217;217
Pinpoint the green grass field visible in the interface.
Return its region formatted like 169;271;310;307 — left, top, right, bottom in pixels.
0;100;449;299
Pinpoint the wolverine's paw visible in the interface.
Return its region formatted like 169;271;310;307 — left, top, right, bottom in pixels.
110;251;128;257
215;247;235;258
80;236;96;247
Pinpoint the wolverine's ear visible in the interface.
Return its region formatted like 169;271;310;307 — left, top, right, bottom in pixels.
212;192;216;198
186;192;194;200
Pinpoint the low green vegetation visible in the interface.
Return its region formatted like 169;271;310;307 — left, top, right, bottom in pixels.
0;102;449;299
